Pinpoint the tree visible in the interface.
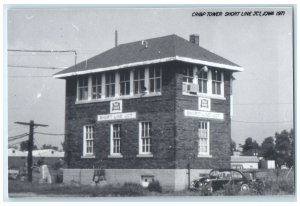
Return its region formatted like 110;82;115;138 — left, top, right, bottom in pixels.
260;136;276;160
287;129;295;167
275;130;291;167
230;140;236;155
20;140;37;151
240;137;260;156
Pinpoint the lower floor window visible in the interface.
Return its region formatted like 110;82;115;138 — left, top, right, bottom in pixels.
83;125;94;155
139;122;152;154
111;124;121;155
198;121;210;155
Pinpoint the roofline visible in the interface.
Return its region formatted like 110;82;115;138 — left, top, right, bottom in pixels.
53;56;244;78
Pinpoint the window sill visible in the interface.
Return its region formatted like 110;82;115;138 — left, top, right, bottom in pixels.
182;92;226;100
136;154;153;158
197;154;212;158
81;155;96;159
108;154;123;158
75;92;162;104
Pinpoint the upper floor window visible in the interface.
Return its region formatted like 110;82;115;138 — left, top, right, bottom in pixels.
120;70;130;96
76;66;163;102
198;69;208;94
106;72;115;97
83;125;94;156
111;124;121;155
212;69;222;95
78;77;89;101
149;66;161;93
183;66;194;83
198;121;210;155
139;122;152;154
92;74;102;99
134;68;145;94
182;66;224;98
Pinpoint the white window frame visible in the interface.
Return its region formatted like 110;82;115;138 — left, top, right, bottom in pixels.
91;74;102;100
181;66;224;99
83;125;94;156
76;66;163;103
77;76;89;101
197;69;208;94
211;69;223;96
105;72;116;98
110;124;122;156
119;70;131;96
133;68;146;95
198;121;211;157
138;122;152;156
183;66;194;84
149;66;162;93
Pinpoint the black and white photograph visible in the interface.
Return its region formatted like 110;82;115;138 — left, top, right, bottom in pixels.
4;5;295;200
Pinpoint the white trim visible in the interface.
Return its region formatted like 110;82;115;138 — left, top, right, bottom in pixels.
53;56;243;78
81;155;96;159
136;154;153;158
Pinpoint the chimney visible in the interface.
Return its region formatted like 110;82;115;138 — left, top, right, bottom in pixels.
189;34;199;45
115;30;118;47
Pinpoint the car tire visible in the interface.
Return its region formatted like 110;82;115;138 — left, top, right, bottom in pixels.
240;184;250;192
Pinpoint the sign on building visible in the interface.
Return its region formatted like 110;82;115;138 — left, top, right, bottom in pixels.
110;100;123;113
97;112;137;121
184;109;224;120
198;97;211;111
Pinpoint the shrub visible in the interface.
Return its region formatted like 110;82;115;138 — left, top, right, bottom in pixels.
120;182;146;196
147;180;162;193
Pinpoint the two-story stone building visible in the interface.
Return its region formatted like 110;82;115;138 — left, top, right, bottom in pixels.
54;34;243;190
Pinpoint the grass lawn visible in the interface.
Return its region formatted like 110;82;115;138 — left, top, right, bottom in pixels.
8;173;295;198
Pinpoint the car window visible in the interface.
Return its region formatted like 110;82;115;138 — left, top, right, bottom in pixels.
232;171;243;179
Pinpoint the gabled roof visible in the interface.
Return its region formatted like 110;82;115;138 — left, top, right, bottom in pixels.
54;34;243;78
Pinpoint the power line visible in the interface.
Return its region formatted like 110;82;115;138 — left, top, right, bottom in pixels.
8;49;77;66
8;133;29;139
8;65;67;70
8;49;77;53
8;75;53;78
35;132;65;136
232;119;293;124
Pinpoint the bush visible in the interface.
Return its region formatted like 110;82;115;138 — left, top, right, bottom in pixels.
147;180;162;193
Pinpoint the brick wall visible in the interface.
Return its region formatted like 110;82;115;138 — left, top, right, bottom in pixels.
64;62;177;169
174;62;232;169
64;61;232;170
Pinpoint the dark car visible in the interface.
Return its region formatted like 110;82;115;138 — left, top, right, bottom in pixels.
191;168;264;194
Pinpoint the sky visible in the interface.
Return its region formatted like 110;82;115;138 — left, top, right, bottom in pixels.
6;7;294;149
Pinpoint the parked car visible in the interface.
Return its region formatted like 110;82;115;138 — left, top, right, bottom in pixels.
191;168;264;194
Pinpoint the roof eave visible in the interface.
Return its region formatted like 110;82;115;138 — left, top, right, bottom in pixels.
53;56;243;79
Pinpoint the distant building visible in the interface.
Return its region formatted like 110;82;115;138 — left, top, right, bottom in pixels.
8;148;64;169
260;160;275;169
231;155;259;170
54;34;243;190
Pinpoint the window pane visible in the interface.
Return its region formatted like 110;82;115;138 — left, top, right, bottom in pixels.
150;79;154;92
156;78;161;92
149;68;154;78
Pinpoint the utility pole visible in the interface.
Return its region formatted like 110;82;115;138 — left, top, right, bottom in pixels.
15;120;48;182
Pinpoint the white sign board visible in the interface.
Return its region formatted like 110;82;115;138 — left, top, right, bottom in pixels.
198;97;211;111
110;100;123;113
184;110;224;120
97;112;136;121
